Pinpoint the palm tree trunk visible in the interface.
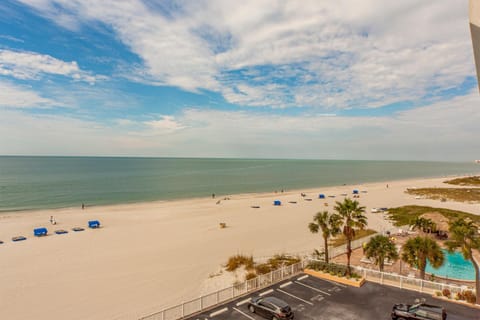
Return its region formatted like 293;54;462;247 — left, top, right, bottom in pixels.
471;255;480;305
346;239;352;276
323;236;329;263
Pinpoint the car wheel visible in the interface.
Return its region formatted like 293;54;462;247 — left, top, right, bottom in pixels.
249;305;255;313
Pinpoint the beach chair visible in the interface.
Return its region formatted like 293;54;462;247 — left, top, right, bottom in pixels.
72;227;85;232
0;240;3;244
12;236;27;242
88;220;101;228
33;227;48;237
55;229;69;235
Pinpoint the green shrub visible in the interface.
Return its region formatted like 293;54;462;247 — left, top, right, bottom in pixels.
245;271;257;280
455;291;465;300
225;254;254;271
463;290;476;304
442;288;451;298
255;263;273;275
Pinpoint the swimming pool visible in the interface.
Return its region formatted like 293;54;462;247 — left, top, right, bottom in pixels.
425;250;475;281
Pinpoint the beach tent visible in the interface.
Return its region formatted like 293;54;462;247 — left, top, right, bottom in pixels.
352;190;359;194
34;227;48;237
273;200;282;206
88;220;101;228
319;194;325;199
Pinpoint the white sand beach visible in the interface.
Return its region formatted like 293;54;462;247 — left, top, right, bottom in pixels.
0;176;479;319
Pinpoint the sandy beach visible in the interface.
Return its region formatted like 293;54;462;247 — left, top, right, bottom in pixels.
1;175;479;320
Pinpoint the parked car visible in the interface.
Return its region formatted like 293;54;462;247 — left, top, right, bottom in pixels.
391;302;447;320
248;296;294;319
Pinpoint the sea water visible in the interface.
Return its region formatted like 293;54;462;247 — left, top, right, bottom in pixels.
0;156;479;212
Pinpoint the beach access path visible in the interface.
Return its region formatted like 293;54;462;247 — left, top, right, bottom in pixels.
0;175;479;319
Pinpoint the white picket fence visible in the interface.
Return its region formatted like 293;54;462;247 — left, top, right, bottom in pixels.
139;261;307;320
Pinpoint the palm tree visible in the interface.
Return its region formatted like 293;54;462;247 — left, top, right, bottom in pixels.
334;198;367;276
401;236;444;280
411;217;437;234
308;211;342;263
446;219;480;304
364;235;399;272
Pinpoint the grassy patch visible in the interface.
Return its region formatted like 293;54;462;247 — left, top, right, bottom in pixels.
387;205;480;227
225;254;254;271
444;176;480;186
255;254;301;275
406;188;480;202
330;229;376;247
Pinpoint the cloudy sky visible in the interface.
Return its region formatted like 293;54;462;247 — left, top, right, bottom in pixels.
0;0;478;160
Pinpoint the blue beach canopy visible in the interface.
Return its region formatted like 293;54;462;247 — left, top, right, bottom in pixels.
273;200;281;206
353;190;359;194
319;194;325;199
88;220;101;228
33;227;48;236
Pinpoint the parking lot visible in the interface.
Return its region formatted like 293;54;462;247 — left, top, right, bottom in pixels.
187;274;479;320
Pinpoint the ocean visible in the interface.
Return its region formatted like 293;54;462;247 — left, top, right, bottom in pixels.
1;156;479;212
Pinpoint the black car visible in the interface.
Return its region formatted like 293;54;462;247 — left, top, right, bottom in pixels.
391;302;447;320
248;296;294;320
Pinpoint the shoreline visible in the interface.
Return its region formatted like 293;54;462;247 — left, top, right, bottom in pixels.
1;174;479;319
2;171;478;215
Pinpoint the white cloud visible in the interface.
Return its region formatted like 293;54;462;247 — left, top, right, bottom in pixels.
0;49;102;84
1;90;479;160
144;115;186;133
17;0;476;109
0;81;58;108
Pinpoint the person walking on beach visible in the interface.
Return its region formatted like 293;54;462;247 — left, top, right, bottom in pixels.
82;203;85;210
50;216;56;225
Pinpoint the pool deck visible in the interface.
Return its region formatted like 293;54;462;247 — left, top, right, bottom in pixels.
331;234;478;287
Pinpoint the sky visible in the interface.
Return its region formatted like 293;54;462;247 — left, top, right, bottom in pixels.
0;0;478;160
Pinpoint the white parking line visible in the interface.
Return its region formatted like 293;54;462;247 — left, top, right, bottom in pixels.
259;289;273;296
210;307;228;317
280;281;292;288
322;278;347;288
297;275;309;281
277;289;314;306
236;298;251;306
294;281;331;296
233;307;256;320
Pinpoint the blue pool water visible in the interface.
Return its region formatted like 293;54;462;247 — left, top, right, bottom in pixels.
425;250;475;281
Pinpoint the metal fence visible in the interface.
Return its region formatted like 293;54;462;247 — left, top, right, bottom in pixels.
139;261;307;320
327;232;378;259
350;265;475;296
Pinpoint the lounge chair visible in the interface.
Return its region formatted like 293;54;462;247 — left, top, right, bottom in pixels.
288;201;297;204
0;240;3;244
55;229;69;235
72;227;85;232
88;220;100;228
33;227;48;237
12;236;27;242
251;205;260;208
304;198;312;201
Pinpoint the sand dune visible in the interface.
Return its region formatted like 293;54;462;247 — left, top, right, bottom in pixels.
0;175;479;319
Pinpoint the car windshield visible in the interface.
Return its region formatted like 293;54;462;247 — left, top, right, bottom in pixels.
281;306;291;313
